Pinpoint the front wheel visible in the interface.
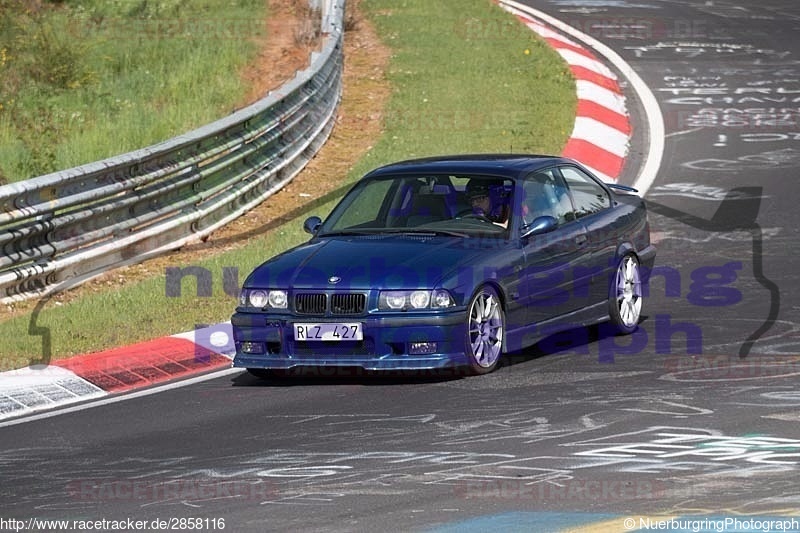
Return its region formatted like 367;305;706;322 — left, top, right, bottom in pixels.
465;286;504;374
608;254;643;334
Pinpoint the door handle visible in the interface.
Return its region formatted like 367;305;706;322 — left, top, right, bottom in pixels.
575;234;588;246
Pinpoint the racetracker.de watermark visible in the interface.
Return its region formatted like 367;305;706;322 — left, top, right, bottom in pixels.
453;478;693;502
455;16;720;41
662;354;800;379
66;478;277;502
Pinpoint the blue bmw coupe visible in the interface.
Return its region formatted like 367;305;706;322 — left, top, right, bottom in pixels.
232;154;655;376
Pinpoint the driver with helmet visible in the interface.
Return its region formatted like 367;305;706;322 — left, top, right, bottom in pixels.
465;179;509;228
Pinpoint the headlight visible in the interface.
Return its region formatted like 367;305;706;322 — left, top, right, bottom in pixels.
432;289;454;308
383;292;406;309
248;290;268;308
379;290;454;310
409;290;430;309
240;289;288;309
267;290;288;309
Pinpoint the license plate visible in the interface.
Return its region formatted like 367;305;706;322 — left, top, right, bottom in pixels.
293;323;363;341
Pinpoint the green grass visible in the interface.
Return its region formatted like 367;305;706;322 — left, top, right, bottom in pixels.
0;0;576;370
0;0;267;183
365;0;573;159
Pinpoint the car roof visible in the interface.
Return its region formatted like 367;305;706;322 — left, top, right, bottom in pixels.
363;154;574;180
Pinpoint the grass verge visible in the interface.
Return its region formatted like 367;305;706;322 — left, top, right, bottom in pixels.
0;0;576;370
0;0;267;183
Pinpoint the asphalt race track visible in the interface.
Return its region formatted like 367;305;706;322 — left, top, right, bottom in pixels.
3;1;800;531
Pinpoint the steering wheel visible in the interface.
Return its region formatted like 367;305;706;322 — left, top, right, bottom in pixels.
455;208;493;224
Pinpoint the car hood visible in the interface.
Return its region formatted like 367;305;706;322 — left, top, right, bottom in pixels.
245;235;494;290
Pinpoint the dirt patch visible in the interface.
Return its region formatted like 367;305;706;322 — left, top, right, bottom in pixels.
2;0;391;320
239;0;320;106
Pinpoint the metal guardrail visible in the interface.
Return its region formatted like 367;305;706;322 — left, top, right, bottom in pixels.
0;0;344;303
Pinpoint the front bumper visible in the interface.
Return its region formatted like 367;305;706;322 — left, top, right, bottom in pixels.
231;311;470;370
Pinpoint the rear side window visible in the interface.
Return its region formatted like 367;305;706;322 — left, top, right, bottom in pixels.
559;166;610;219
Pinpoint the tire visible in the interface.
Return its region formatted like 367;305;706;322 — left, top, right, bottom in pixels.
609;254;643;334
465;285;504;374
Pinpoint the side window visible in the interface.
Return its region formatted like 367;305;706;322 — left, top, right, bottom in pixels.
559;166;611;219
521;169;574;226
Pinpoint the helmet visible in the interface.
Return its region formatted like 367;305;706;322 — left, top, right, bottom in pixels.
465;179;493;199
464;179;509;224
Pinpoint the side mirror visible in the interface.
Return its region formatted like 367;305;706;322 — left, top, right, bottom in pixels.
303;216;322;235
521;215;557;239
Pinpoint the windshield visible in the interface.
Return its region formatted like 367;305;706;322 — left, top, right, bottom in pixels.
318;174;514;237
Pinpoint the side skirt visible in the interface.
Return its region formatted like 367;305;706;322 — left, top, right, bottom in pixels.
505;301;609;354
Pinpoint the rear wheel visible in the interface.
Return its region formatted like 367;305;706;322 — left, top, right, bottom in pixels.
609;254;642;334
465;286;504;374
